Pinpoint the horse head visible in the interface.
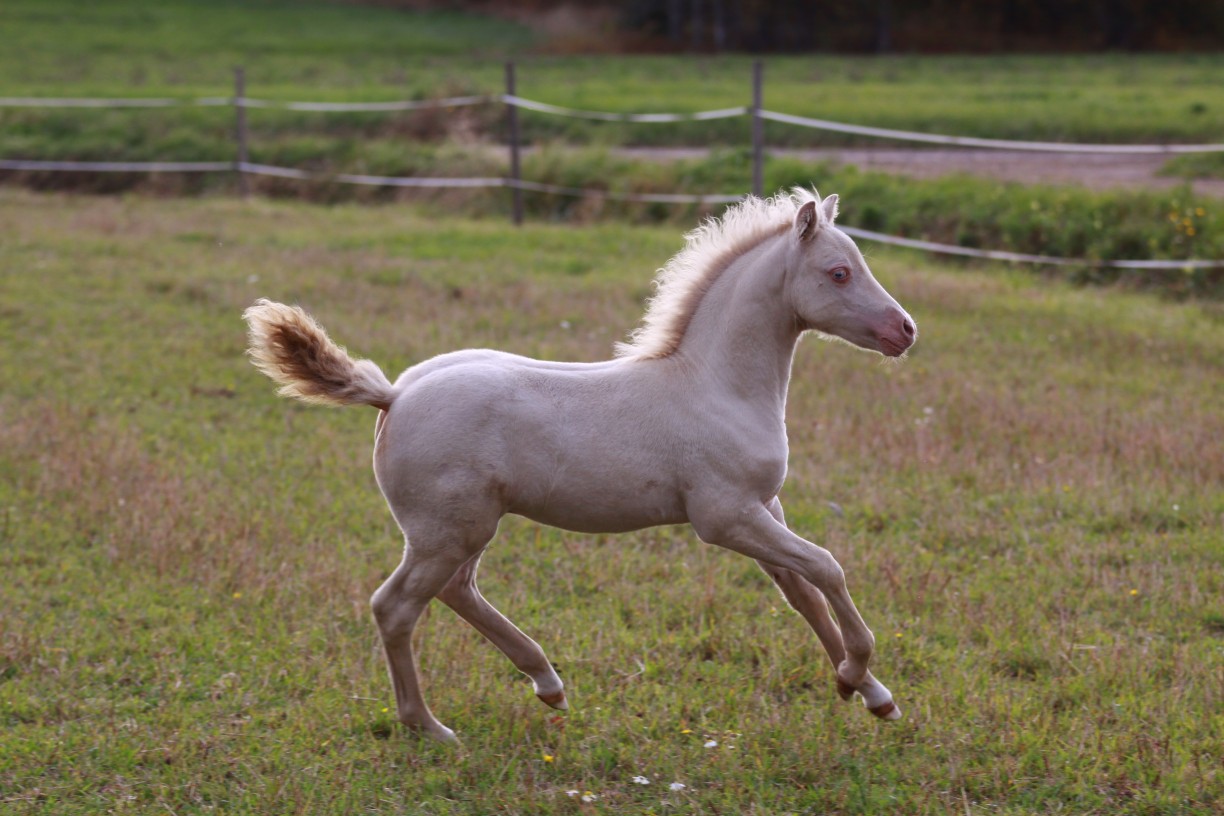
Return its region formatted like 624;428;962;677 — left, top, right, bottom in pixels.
785;192;916;358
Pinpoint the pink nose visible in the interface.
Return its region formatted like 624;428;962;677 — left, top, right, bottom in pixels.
878;310;916;357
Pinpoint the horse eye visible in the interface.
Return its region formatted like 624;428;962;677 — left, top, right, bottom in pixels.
829;266;850;282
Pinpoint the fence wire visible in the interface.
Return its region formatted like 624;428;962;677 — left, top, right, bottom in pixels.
2;88;1222;269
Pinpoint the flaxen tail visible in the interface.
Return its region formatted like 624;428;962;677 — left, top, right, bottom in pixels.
243;299;395;410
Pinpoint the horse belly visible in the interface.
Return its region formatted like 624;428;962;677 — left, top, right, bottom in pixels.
512;480;687;534
505;437;688;534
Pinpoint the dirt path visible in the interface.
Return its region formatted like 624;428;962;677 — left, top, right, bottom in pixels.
618;146;1224;197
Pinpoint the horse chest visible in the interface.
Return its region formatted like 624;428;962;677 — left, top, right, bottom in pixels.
695;408;789;497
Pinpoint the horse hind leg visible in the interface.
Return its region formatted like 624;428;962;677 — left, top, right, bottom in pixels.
436;550;567;710
370;517;496;744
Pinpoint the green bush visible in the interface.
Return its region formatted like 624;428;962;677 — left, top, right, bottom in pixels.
498;149;1224;298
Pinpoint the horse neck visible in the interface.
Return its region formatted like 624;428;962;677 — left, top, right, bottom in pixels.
670;234;798;406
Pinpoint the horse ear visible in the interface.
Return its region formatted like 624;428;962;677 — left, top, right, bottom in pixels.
821;194;839;224
794;199;819;241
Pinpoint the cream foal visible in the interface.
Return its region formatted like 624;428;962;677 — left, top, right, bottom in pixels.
245;189;917;743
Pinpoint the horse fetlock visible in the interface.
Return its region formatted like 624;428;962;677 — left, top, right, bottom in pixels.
419;721;460;744
834;672;902;721
397;706;458;743
857;675;892;709
835;660;868;691
529;656;566;710
532;673;565;699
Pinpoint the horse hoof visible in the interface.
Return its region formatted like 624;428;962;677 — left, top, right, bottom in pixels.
537;690;568;710
836;678;856;702
426;723;460;744
406;719;459;745
869;700;902;721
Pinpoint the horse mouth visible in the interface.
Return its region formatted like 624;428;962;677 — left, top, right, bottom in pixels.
877;333;914;358
880;340;908;357
876;313;917;357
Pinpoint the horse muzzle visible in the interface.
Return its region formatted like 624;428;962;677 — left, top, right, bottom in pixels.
876;310;917;357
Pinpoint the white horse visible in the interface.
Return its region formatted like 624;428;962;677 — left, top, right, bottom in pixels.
245;189;916;743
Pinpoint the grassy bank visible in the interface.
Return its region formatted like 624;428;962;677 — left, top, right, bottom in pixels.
11;146;1218;297
514;150;1224;300
1164;153;1224;182
1;191;1221;814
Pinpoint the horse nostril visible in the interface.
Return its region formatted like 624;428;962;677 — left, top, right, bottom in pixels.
902;319;915;338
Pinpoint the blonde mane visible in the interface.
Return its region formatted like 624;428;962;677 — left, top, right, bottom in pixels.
615;188;819;360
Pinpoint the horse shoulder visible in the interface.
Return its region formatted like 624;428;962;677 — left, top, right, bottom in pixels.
677;395;790;528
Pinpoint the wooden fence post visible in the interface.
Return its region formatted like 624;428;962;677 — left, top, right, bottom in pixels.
505;62;523;226
752;60;763;198
234;67;250;199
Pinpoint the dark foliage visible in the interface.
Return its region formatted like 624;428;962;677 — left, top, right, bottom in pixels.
468;0;1224;52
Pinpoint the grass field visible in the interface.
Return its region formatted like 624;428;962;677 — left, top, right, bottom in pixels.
3;0;1222;301
1;189;1221;814
3;0;1224;162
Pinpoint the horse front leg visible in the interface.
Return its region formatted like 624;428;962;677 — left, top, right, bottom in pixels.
691;498;901;721
756;561;899;719
756;499;899;719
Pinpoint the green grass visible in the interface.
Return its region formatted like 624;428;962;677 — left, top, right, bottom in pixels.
501;149;1224;297
1163;152;1224;181
9;139;1223;296
2;0;1224;158
0;0;537;90
1;190;1222;814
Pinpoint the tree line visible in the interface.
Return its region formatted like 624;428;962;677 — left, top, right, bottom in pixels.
460;0;1223;51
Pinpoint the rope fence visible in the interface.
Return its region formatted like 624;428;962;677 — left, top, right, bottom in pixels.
2;63;1222;270
0;93;496;111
